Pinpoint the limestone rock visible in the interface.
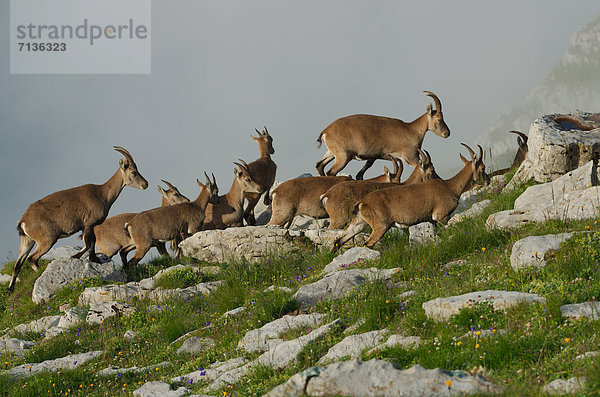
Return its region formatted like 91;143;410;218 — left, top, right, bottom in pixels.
292;268;399;309
510;233;574;269
318;329;387;364
12;315;61;336
422;290;546;322
575;351;599;360
409;222;436;246
560;301;600;320
32;257;125;304
146;281;222;301
45;306;89;338
0;338;37;357
447;199;491;226
133;381;189;397
238;313;324;353
367;334;422;355
0;274;17;284
86;301;137;325
323;247;380;273
176;337;215;355
97;361;170;377
3;350;103;380
41;245;82;260
541;377;586;395
124;329;137;341
172;357;248;385
265;360;502;396
223;306;246;318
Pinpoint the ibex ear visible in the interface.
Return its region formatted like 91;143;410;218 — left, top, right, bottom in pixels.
459;153;469;165
426;103;433;116
119;158;127;170
196;178;205;188
157;185;166;195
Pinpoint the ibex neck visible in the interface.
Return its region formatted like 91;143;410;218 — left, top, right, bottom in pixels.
258;143;271;159
102;169;125;206
225;179;244;209
409;113;430;140
447;162;473;197
193;188;210;209
161;197;168;207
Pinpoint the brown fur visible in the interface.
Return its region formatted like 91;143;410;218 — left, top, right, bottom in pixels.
490;131;529;177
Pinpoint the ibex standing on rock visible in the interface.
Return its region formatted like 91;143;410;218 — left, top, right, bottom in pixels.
490;131;529;177
8;146;148;292
333;144;489;250
315;91;450;179
243;127;277;225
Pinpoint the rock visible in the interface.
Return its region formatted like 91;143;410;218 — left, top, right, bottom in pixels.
176;336;215;355
58;303;72;313
263;285;293;293
222;307;246;318
575;351;599;360
318;329;387;364
32;257;125;304
560;301;600;320
41;245;82;260
487;160;600;230
323;247;380;273
0;338;37;356
44;306;89;338
409;222;436;246
343;319;366;335
422;290;546;322
86;301;137;325
133;381;189;397
2;350;103;380
238;313;324;353
97;361;170;377
180;226;367;264
367;334;422;355
138;265;189;289
265;360;502;397
146;281;222;301
292;268;399;309
0;274;17;284
172;357;248;385
447;199;491;226
510;233;574;269
541;377;586;395
206;364;252;392
12;315;61;336
124;330;137;341
512;111;600;184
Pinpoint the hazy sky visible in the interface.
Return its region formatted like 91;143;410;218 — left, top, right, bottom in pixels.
1;1;599;262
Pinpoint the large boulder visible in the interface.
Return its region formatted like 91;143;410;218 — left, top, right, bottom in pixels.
86;301;137;325
0;338;37;357
510;111;600;185
41;245;82;261
560;301;600;320
2;350;103;380
133;381;189;397
32;257;125;304
265;360;502;396
510;233;574;269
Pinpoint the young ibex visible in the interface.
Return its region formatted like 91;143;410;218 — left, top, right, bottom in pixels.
490;131;529;177
8;146;148;292
93;180;190;264
333;144;489;250
322;148;440;229
202;161;265;230
243;127;277;225
125;174;219;267
315;91;450;179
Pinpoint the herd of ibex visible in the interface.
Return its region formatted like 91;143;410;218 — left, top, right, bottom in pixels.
8;91;529;293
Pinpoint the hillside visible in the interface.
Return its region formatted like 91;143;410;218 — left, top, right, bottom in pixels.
476;13;600;166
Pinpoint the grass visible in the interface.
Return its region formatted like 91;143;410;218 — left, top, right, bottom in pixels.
0;174;599;395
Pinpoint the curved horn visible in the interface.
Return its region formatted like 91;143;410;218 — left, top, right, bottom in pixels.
477;144;484;160
460;143;476;160
416;148;426;166
212;173;216;186
160;179;176;190
423;150;432;164
113;146;135;164
423;91;442;113
263;126;270;136
255;128;262;137
204;172;211;185
237;159;250;170
509;130;528;144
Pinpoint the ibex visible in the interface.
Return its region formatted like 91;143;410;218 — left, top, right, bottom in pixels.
333;144;489;250
8;147;148;292
243;127;277;225
202;161;265;230
93;180;190;264
315;91;450;179
490;131;529;177
322;148;440;229
125;174;219;267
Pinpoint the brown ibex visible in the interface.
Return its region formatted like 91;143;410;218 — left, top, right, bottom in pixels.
333;144;489;250
202;161;265;230
93;180;190;264
8;146;148;292
125;174;219;267
315;91;450;179
322;148;440;229
490;131;529;177
243;127;277;225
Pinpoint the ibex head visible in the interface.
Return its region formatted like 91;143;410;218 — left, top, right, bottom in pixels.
416;148;438;181
158;180;190;205
460;143;490;186
198;172;220;205
114;146;148;190
424;91;450;139
253;126;275;155
234;159;265;194
509;130;528;169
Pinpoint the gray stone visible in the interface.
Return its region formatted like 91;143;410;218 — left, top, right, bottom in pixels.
146;281;222;301
172;357;248;385
32;256;125;304
238;313;324;353
510;233;574;269
0;274;17;284
423;290;546;322
318;329;387;364
0;338;37;357
541;377;586;395
575;351;599;360
138;264;189;289
323;247;380;273
292;268;400;309
560;301;600;320
97;361;170;377
263;285;293;293
265;360;502;397
12;315;61;336
2;350;103;380
447;199;491;226
206;364;252;392
176;336;215;355
222;306;246;318
133;381;189;397
409;222;436;246
44;306;89;338
124;329;137;341
86;301;137;325
41;245;82;260
366;334;422;355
